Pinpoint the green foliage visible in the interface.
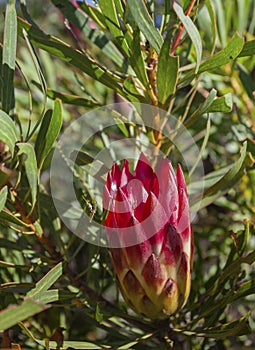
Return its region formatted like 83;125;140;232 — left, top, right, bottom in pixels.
0;0;254;349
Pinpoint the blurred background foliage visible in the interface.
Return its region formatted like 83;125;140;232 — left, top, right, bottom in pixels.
0;0;255;349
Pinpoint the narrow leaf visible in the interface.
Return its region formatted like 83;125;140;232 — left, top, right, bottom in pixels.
35;99;63;169
52;0;125;67
0;109;18;155
0;300;48;331
129;28;150;89
0;186;8;213
127;0;163;53
190;117;211;176
175;315;251;339
98;0;130;55
17;18;125;95
2;0;17;114
203;141;247;197
185;89;217;128
0;209;31;228
213;0;227;47
206;93;233;113
29;289;76;304
157;32;179;105
173;2;202;73
37;340;109;349
191;141;248;209
27;262;63;299
33;82;100;108
181;33;244;85
238;39;255;57
95;304;104;323
17;142;38;210
22;28;47;138
198;33;243;73
204;0;217;54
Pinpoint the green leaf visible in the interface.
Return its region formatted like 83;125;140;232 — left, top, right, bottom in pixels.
51;0;125;67
37;340;110;349
181;33;244;85
95;303;104;323
0;282;34;293
238;39;255;57
127;0;163;54
17;18;126;96
117;333;154;350
98;0;130;55
33;82;101;108
19;320;110;349
173;2;202;73
129;28;150;89
203;141;247;197
176;314;251;338
29;289;76;304
114;118;130;138
22;28;47;139
0;260;29;269
185;89;217;128
204;0;217;54
200;280;255;322
0;186;8;213
2;0;17;114
206;93;233;113
237;63;255;101
199;33;243;73
190;116;211;176
212;250;255;295
213;0;227;47
0;300;48;331
27;262;63;299
35;99;63;169
191;141;248;209
157;33;179;105
79;1;108;30
17;142;38;210
0;109;18;155
0;209;31;228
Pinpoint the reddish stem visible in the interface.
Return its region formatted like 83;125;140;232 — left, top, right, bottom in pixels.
170;0;197;55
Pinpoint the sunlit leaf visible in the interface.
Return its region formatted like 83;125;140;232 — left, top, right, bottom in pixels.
17;18;127;96
173;2;202;73
129;28;150;90
98;0;130;55
52;0;125;67
181;33;244;84
204;0;217;54
127;0;163;53
206;93;233;113
157;33;179;105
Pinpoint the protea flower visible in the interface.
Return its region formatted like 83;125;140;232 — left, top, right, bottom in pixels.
103;154;193;320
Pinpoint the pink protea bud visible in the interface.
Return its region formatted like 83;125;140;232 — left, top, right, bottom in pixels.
103;154;193;320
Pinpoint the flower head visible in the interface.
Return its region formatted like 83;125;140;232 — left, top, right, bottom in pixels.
103;154;193;319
